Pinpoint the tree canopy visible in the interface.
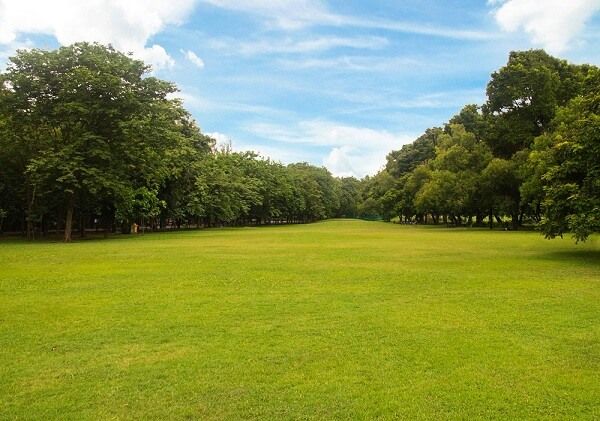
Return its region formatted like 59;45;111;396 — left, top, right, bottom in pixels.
0;44;344;241
359;50;599;241
1;45;598;242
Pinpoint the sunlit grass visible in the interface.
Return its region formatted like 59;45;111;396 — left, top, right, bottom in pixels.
1;220;599;419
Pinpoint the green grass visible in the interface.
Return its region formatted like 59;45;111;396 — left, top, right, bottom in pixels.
1;220;599;420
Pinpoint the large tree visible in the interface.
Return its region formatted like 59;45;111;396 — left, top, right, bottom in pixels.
0;43;200;241
534;69;600;242
483;49;586;158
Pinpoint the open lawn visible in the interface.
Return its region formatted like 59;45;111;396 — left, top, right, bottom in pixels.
1;219;599;419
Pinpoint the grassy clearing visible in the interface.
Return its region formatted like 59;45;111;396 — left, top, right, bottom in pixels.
1;220;599;419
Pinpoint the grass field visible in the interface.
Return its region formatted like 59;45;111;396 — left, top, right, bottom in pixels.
1;219;599;420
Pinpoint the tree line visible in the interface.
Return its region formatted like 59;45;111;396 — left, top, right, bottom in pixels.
0;44;359;241
359;50;599;242
1;45;598;242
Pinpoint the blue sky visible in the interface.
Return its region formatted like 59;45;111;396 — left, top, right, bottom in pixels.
1;0;599;177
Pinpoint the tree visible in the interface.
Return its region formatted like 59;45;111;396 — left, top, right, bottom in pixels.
287;163;340;222
385;128;441;177
358;170;395;220
194;151;263;226
0;43;198;241
447;104;486;140
336;177;361;218
414;125;492;225
483;49;586;158
534;69;600;242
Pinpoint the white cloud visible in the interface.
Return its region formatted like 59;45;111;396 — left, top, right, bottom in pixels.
491;0;600;53
237;142;314;163
247;120;412;148
168;89;293;118
202;0;334;30
166;90;205;109
0;38;34;69
182;49;205;68
0;0;197;69
245;119;414;177
277;55;423;72
202;0;496;40
323;146;394;178
327;89;486;116
205;131;320;164
138;44;175;69
209;35;388;55
206;131;231;148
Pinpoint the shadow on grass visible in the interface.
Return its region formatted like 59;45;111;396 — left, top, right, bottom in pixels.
0;224;304;245
403;224;537;233
534;249;600;268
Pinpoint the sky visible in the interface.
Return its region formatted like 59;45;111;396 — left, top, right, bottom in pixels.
1;0;599;177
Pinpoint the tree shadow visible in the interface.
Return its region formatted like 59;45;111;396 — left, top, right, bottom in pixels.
535;249;600;268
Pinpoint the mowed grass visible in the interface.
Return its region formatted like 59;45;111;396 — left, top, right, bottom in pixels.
0;220;599;420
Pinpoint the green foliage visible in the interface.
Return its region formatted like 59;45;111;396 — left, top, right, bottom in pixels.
0;44;347;238
446;104;486;140
483;49;587;157
358;170;396;220
385;127;441;177
0;43;199;240
535;69;600;242
360;50;599;239
1;45;598;241
337;177;361;218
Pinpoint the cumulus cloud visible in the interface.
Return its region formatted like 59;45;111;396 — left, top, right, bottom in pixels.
490;0;600;53
245;120;414;177
182;49;205;68
0;0;196;69
138;45;175;69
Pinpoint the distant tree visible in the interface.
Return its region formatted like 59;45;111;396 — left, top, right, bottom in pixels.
288;163;340;222
358;170;395;220
481;158;522;229
337;177;361;218
415;125;493;225
447;104;486;140
385;128;442;177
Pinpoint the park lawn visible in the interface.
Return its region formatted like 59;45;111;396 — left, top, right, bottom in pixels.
0;219;599;420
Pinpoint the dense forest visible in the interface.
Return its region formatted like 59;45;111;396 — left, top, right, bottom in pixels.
361;49;599;242
0;44;598;242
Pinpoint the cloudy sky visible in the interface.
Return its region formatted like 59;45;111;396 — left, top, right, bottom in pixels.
1;0;599;177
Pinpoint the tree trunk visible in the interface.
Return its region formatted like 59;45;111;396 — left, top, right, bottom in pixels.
511;213;519;230
79;212;86;238
64;193;74;242
476;213;484;227
26;184;36;240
